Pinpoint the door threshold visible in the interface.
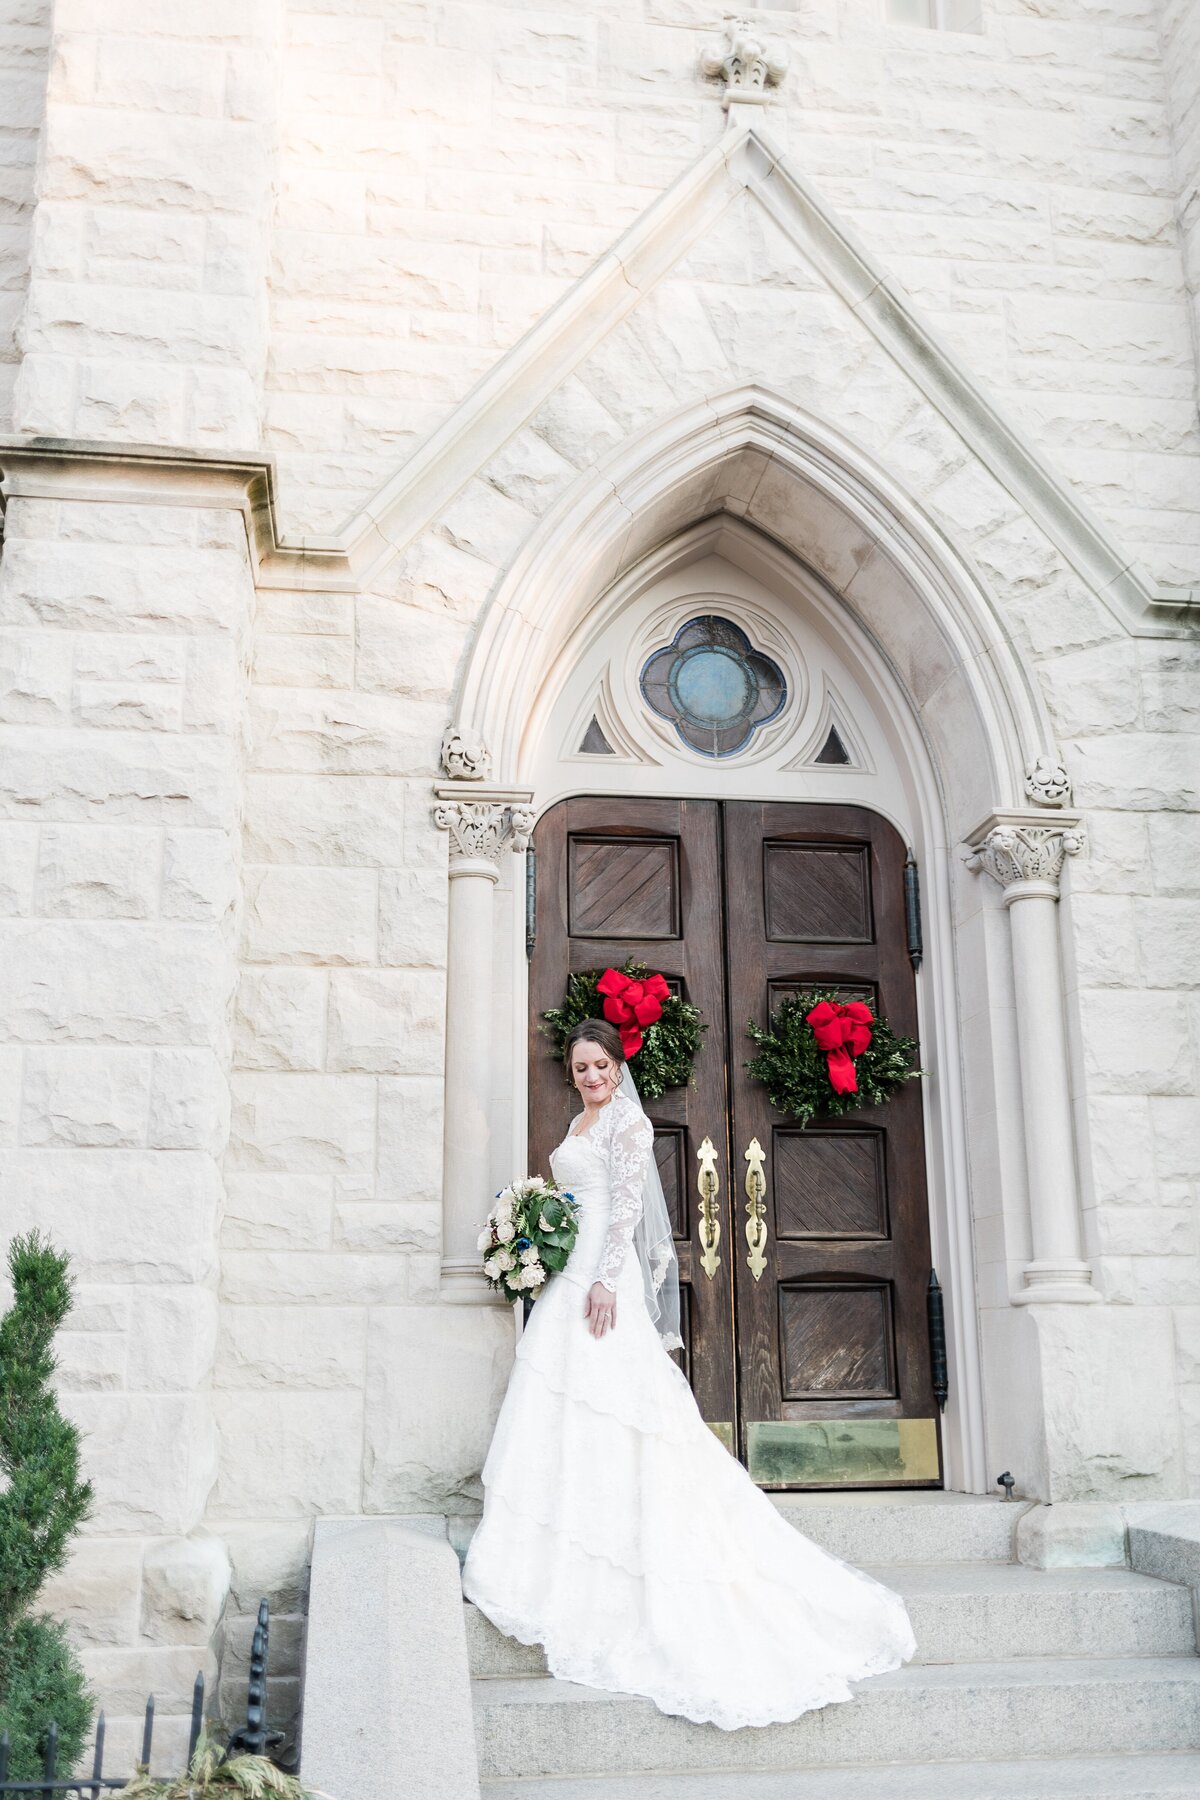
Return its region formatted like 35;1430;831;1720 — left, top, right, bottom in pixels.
773;1488;992;1507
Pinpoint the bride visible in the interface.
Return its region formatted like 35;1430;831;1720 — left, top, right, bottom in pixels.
462;1018;916;1731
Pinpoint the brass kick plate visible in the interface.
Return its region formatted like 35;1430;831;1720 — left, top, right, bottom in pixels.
746;1418;940;1487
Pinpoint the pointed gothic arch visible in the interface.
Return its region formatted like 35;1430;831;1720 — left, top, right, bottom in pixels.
447;385;1074;1496
458;385;1053;833
440;385;1109;1499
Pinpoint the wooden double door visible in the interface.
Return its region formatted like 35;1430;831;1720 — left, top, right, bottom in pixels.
529;796;941;1490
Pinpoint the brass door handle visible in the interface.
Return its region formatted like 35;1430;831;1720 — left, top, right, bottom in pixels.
744;1137;768;1280
696;1136;721;1280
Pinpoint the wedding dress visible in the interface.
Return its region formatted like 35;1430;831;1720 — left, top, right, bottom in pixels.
462;1089;916;1731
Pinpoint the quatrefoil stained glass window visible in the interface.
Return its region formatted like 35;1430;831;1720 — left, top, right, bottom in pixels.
639;616;787;757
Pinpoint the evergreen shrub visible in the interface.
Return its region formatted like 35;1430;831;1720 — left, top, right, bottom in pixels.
0;1231;94;1778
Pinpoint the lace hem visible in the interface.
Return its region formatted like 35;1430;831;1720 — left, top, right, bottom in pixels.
462;1564;911;1732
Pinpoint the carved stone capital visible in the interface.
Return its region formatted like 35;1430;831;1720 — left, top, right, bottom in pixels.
964;811;1086;898
440;726;492;782
1024;754;1072;809
434;784;535;870
700;15;788;108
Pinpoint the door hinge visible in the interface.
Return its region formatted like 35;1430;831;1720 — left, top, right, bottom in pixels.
927;1268;948;1412
904;851;923;972
525;848;537;961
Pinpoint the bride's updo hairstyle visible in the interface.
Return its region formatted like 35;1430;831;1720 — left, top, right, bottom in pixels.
562;1017;625;1085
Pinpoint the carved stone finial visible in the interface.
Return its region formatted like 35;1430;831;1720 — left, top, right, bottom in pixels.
965;822;1086;895
434;799;531;868
1024;755;1071;809
700;15;788;108
440;726;492;782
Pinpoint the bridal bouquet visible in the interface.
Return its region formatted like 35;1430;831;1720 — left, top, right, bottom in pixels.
478;1177;580;1304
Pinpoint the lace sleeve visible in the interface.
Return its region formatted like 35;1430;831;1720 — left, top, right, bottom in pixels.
595;1101;654;1292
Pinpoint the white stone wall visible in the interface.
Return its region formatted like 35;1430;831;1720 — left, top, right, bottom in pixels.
1160;0;1200;406
11;0;283;448
0;479;257;1759
1063;644;1200;1492
0;0;50;427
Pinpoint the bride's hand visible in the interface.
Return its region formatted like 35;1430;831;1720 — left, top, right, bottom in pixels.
585;1281;616;1339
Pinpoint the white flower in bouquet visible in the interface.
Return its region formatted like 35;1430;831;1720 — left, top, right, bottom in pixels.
476;1227;494;1251
483;1256;502;1280
528;1175;545;1188
495;1248;516;1271
519;1244;540;1265
495;1219;516;1243
521;1263;546;1288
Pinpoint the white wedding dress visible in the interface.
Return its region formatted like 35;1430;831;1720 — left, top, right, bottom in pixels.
462;1091;916;1730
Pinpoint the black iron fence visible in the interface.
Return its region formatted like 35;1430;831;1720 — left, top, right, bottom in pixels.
0;1600;281;1797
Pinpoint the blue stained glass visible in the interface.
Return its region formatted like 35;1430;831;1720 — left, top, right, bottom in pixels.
640;616;786;757
671;648;754;724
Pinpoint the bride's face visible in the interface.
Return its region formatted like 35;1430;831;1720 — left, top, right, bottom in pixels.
571;1041;621;1105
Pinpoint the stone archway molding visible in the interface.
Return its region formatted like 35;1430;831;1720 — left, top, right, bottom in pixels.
459;382;1049;817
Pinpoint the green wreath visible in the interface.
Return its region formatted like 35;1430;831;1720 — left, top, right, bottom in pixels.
745;988;921;1128
543;960;705;1101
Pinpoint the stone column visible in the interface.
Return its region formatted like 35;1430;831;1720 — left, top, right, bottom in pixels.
967;809;1099;1305
434;745;533;1304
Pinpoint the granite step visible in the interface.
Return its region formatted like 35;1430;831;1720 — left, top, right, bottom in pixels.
472;1656;1200;1779
479;1752;1200;1799
767;1490;1031;1564
466;1562;1195;1676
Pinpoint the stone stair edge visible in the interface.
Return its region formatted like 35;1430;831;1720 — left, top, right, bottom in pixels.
465;1561;1188;1596
473;1657;1200;1778
476;1752;1200;1800
475;1652;1200;1701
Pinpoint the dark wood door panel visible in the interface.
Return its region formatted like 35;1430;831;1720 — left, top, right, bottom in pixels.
530;796;736;1434
724;800;939;1488
763;841;874;942
567;835;681;938
767;976;878;1009
653;1128;689;1239
779;1282;897;1401
773;1128;889;1241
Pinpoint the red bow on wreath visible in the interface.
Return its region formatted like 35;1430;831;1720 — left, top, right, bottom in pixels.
806;999;874;1095
597;967;670;1059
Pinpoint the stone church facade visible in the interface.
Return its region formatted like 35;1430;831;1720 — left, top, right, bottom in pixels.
1;0;1198;1769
